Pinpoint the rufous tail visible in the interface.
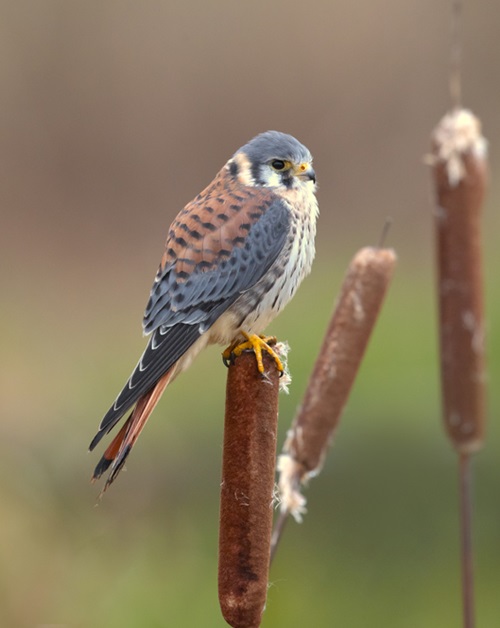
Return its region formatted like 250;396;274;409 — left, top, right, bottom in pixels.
92;368;173;493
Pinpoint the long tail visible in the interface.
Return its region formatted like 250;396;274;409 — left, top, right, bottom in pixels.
91;368;174;493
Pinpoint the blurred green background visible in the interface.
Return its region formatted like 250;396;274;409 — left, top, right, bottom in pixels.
1;1;499;626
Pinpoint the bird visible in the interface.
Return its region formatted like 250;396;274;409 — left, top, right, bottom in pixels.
90;130;319;491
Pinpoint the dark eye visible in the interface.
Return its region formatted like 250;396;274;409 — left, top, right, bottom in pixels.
271;159;286;171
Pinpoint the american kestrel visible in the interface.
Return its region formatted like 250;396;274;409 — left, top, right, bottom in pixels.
90;131;318;490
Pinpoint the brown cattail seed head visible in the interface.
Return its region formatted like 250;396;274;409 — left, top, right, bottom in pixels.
279;246;397;520
430;108;487;454
218;351;280;628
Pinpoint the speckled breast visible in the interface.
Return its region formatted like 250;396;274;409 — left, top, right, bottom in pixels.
229;191;318;334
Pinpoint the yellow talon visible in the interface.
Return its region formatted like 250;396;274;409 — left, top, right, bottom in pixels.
222;332;284;374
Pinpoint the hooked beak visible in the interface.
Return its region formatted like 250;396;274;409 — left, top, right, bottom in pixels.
295;162;316;184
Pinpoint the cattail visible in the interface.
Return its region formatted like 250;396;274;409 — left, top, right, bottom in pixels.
430;108;487;454
429;107;488;628
218;350;281;628
277;246;397;526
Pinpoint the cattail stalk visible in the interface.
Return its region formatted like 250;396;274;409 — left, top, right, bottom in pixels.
430;107;488;628
218;350;280;628
275;246;396;539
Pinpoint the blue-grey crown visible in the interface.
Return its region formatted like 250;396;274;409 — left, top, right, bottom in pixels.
236;130;312;165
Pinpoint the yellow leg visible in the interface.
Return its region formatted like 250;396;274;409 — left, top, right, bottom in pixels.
222;332;284;374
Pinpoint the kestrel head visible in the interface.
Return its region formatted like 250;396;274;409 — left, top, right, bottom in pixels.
228;130;316;190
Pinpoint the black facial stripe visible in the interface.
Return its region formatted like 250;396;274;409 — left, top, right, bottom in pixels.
251;162;264;185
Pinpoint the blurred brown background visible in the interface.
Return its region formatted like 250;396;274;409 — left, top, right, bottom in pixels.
1;2;499;627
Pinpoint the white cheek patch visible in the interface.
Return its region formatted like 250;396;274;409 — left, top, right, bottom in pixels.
266;170;282;187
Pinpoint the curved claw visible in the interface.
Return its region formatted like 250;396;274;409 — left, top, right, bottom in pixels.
222;332;284;375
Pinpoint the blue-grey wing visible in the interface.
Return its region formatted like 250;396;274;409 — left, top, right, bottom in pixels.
144;194;291;334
